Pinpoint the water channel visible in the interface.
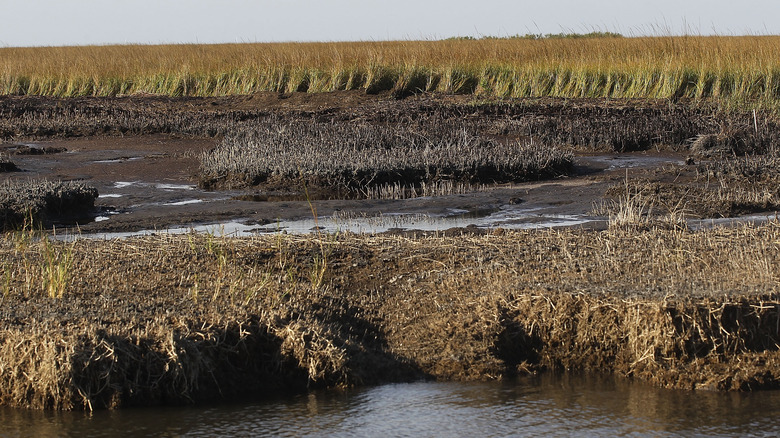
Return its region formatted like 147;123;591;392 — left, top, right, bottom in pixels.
3;374;779;437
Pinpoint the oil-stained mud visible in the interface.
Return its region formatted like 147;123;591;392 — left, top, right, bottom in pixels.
2;93;779;154
0;180;98;229
0;158;17;173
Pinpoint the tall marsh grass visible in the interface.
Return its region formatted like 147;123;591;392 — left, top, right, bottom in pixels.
3;36;780;106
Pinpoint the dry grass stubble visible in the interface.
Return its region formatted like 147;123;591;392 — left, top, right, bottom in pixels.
1;223;779;409
199;119;573;197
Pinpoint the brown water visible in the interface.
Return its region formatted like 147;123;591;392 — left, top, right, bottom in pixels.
2;374;779;437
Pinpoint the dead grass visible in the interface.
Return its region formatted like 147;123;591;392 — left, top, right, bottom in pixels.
1;223;779;409
600;152;780;220
199;118;573;196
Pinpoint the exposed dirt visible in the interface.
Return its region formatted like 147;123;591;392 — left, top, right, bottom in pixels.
2;226;780;410
0;92;737;234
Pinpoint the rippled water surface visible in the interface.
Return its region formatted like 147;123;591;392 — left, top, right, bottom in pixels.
3;374;780;437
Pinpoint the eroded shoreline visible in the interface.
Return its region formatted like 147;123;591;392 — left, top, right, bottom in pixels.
2;225;779;410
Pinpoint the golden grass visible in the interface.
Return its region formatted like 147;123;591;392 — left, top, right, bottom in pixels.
2;36;780;106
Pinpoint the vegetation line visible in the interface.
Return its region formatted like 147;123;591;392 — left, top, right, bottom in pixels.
3;36;780;107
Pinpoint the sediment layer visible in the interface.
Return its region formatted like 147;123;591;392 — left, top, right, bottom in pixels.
2;224;779;410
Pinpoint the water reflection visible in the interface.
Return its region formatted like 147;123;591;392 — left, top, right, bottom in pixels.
2;373;780;437
66;206;599;241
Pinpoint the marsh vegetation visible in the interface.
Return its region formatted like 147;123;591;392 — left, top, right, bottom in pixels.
1;222;779;410
4;36;780;109
199;118;573;197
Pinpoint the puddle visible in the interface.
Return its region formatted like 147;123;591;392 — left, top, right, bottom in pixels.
114;181;137;189
68;205;780;241
164;199;203;206
577;154;685;173
155;183;196;191
93;157;143;164
112;181;195;191
99;194;123;198
67;205;601;240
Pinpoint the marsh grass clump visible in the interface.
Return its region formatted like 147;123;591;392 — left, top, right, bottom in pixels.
595;124;780;221
0;180;98;230
199;119;573;197
0;154;18;172
601;151;780;220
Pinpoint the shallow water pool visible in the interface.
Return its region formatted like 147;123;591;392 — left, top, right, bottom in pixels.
2;374;779;437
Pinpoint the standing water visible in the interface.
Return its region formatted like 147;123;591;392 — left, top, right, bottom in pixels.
2;373;779;437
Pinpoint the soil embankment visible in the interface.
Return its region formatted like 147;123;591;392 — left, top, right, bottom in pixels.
1;226;779;410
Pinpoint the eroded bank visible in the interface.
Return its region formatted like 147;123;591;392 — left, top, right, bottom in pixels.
1;224;779;410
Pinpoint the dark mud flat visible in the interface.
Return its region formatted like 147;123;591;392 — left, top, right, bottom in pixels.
1;92;776;233
0;135;685;235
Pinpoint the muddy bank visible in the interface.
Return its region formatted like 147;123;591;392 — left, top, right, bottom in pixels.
3;92;770;234
2;93;778;155
0;180;98;229
2;224;779;410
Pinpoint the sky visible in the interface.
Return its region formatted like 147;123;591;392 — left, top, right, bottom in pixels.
1;0;779;47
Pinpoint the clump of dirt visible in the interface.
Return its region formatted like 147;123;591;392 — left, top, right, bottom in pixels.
12;145;67;155
0;155;17;172
0;180;98;229
2;225;780;410
688;121;761;158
